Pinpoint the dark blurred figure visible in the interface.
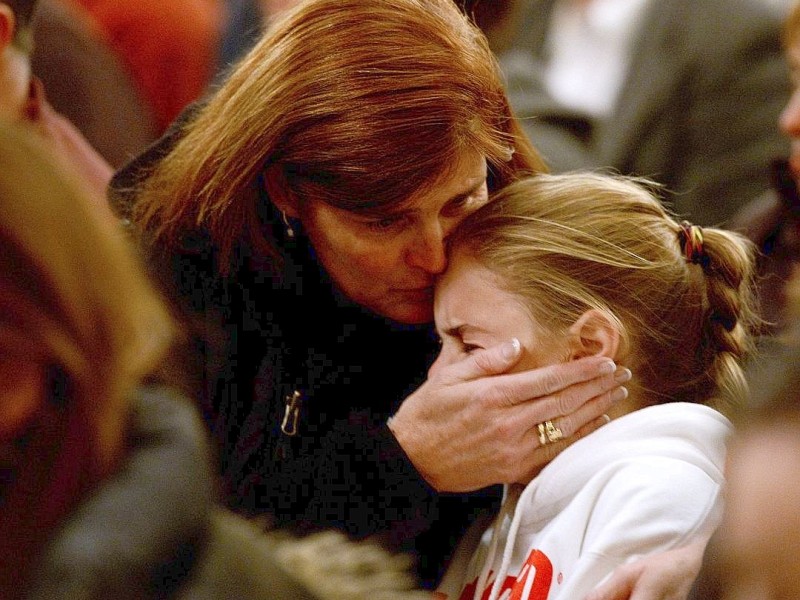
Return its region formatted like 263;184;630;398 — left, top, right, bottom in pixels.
457;0;525;53
0;120;197;597
68;0;223;134
688;298;800;600
215;0;298;84
31;0;158;169
217;0;263;77
687;11;800;593
220;0;524;79
497;0;792;227
730;1;800;337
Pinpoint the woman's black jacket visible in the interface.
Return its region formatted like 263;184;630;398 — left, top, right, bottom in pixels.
109;116;500;588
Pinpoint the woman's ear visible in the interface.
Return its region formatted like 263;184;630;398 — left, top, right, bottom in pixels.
0;5;16;52
567;309;620;360
263;164;299;218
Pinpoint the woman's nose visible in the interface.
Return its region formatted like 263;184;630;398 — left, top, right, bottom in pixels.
406;225;447;274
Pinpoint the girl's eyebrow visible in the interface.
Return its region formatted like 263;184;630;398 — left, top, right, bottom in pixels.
442;323;490;338
441;324;466;338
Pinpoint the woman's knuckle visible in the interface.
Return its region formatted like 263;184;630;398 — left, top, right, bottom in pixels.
540;369;567;396
555;415;574;437
465;386;489;413
496;384;520;408
555;390;577;415
497;419;517;439
471;350;494;373
485;418;506;443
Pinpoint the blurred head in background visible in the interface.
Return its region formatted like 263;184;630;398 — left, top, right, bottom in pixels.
0;122;174;596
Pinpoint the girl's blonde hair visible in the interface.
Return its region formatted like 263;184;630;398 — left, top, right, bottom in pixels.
130;0;545;272
448;172;759;416
0;124;175;593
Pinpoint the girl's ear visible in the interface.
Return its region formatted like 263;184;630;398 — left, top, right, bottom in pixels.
567;309;620;360
0;5;16;52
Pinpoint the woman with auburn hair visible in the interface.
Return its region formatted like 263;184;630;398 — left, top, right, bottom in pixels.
432;172;758;600
111;0;703;594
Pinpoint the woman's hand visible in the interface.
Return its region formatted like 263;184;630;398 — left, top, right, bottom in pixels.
584;540;707;600
387;338;630;492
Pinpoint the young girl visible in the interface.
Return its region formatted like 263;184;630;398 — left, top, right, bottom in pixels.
433;172;758;600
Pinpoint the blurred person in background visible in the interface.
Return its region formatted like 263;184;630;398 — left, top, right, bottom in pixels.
30;0;158;168
457;0;527;53
688;277;800;600
0;120;197;598
216;0;299;83
729;0;800;339
0;0;113;205
688;9;800;593
67;0;223;134
497;0;792;227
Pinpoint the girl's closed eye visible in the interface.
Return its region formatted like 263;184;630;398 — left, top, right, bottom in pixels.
461;341;482;354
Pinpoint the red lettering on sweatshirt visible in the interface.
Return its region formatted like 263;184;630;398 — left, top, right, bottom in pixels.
457;549;554;600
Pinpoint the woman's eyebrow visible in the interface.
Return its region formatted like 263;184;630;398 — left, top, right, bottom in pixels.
448;179;487;203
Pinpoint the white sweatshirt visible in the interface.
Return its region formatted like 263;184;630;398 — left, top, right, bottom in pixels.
437;403;731;600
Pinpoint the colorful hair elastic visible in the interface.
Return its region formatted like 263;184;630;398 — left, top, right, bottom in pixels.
678;220;707;266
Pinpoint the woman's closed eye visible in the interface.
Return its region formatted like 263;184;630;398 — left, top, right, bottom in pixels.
365;214;407;233
442;184;488;218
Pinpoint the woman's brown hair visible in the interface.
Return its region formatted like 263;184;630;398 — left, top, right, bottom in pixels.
131;0;545;273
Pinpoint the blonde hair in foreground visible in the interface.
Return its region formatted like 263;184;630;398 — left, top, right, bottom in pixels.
0;123;175;592
0;125;174;454
448;172;759;416
130;0;545;271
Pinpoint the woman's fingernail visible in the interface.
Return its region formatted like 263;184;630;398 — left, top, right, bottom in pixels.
613;367;632;383
602;414;611;424
502;338;521;360
598;359;616;375
611;387;628;403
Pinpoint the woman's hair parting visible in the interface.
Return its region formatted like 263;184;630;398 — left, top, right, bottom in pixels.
130;0;545;271
448;172;759;416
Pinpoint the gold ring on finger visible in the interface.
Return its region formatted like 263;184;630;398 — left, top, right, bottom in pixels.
537;420;564;445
